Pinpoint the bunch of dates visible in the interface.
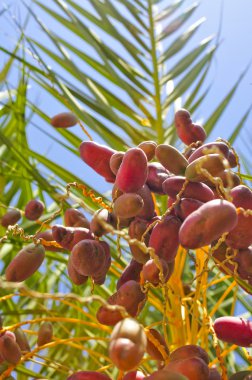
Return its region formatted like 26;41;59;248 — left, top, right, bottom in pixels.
67;318;252;380
1;109;252;379
0;317;53;368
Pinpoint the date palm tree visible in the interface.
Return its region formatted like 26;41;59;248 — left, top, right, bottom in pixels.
0;1;251;379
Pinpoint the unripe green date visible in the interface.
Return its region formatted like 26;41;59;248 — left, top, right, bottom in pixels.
138;140;157;161
179;200;237;249
115;147;148;193
185;154;226;182
5;243;45;282
14;328;31;353
113;193;144;219
156;144;188;175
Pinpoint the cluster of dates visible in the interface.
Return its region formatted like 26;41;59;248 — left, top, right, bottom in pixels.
67;319;216;380
0;318;53;367
66;318;252;380
77;109;252;328
1;198;45;227
1;109;252;379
